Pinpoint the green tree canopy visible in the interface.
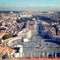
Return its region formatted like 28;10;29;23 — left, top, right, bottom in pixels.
2;34;13;40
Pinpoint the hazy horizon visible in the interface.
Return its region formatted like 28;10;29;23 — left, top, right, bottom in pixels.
0;0;60;11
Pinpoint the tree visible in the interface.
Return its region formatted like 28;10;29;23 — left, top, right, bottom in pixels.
16;17;30;23
2;34;13;40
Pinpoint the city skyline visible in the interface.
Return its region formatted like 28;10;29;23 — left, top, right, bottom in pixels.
0;0;60;11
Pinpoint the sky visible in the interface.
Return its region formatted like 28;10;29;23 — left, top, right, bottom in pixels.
0;0;60;11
